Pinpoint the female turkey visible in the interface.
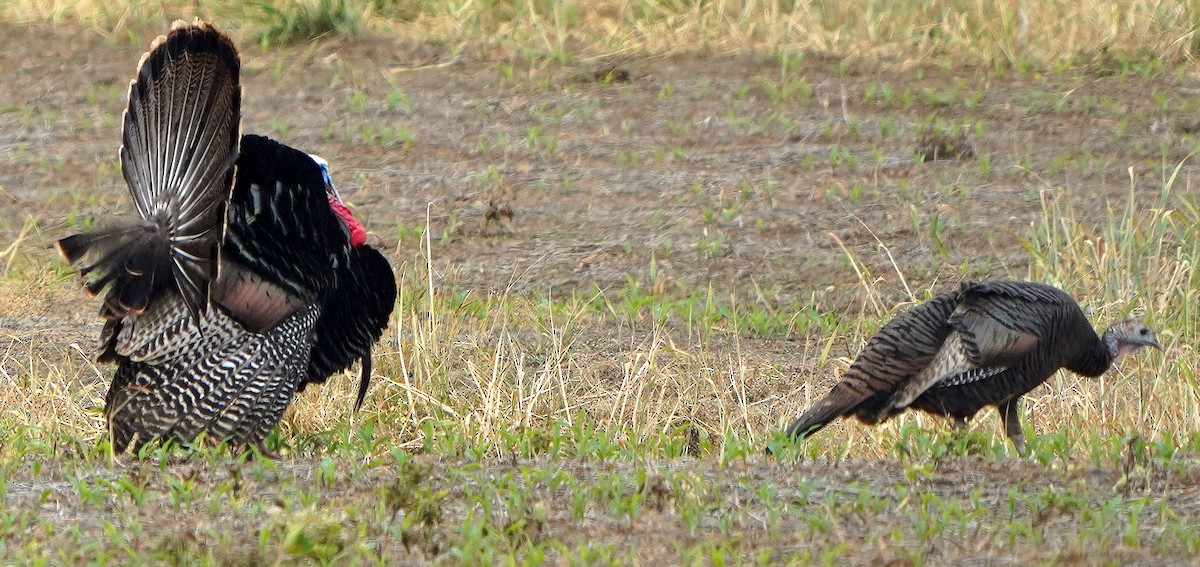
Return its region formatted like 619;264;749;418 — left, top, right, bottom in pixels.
56;20;396;454
778;281;1160;456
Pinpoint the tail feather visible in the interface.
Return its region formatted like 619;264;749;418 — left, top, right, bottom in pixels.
61;20;241;318
56;223;175;315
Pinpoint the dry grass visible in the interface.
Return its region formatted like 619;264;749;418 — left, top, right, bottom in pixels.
4;177;1196;463
1021;169;1200;442
4;0;1199;65
4;6;1200;562
2;1;1196;460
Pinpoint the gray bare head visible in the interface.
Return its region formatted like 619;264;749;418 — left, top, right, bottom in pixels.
1103;318;1162;361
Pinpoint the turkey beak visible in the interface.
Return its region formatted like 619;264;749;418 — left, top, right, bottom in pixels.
1150;336;1163;351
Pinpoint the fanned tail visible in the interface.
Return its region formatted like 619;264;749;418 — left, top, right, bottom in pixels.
58;20;241;318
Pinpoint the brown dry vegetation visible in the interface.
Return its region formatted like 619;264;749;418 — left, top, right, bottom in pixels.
2;2;1200;564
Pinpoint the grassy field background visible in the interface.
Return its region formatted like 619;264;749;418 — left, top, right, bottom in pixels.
2;0;1200;564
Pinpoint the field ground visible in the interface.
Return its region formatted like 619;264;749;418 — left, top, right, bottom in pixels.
2;11;1200;565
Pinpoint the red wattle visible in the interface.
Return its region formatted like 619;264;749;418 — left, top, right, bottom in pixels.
328;197;367;247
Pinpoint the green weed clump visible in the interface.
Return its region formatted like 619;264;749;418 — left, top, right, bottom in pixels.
256;0;363;46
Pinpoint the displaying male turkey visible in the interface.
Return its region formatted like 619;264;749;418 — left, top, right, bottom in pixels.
56;20;397;454
775;281;1160;456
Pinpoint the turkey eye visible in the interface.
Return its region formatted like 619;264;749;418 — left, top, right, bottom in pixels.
1139;328;1149;336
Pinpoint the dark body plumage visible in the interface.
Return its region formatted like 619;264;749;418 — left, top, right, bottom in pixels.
57;21;396;453
779;281;1159;455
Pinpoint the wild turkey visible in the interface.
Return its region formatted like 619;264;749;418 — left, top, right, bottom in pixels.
778;281;1160;456
56;20;397;453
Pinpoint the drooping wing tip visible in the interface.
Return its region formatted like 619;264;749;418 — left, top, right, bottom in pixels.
765;410;833;458
353;349;373;412
781;415;825;441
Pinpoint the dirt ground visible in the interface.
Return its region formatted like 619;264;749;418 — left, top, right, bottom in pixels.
2;21;1199;563
5;21;1193;384
4;451;1200;564
6;23;1193;304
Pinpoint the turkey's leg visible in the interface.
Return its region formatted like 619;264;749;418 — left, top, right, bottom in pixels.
251;439;281;460
999;398;1028;458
